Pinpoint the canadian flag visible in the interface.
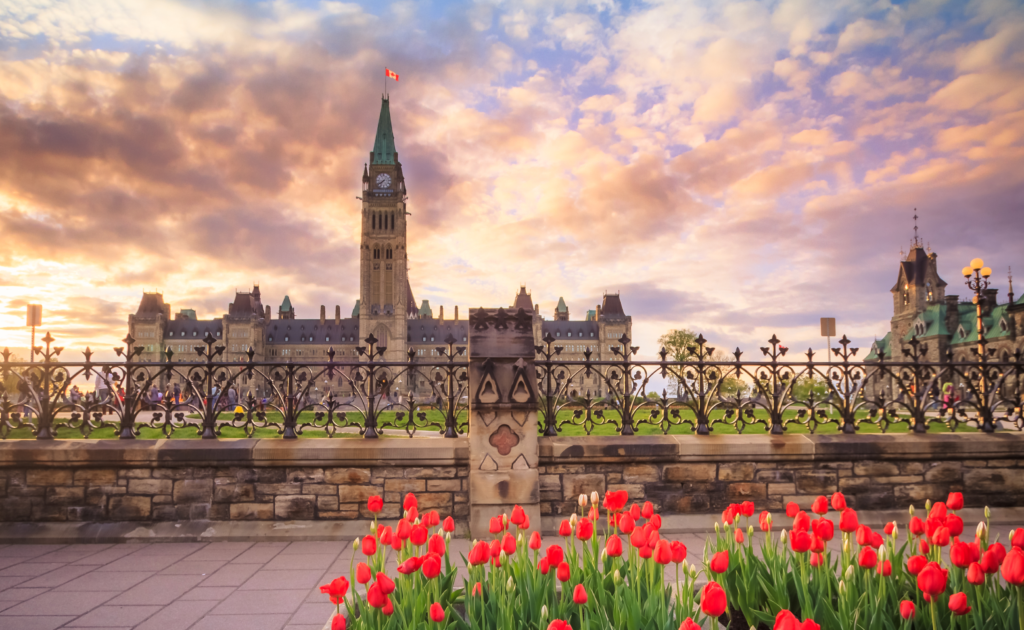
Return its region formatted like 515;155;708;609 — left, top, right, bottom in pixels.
385;68;399;81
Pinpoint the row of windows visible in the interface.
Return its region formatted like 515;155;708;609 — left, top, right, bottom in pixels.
373;248;393;260
552;331;595;338
268;335;357;343
371;212;396;231
167;330;221;338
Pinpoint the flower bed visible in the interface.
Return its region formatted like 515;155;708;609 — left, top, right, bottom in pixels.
320;491;1024;630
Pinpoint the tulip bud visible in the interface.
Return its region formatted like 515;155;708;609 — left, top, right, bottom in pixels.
579;494;588;508
613;569;622;584
843;538;850;554
892;524;899;539
600;549;607;562
925;499;931;511
369;522;377;534
503;513;508;527
909;504;915;517
518;532;524;544
445;532;451;542
839;580;846;595
984;506;990;520
878;546;886;561
748;525;754;538
353;537;361;550
591;491;600;506
690;564;698;578
714;522;720;534
506;576;514;592
977;521;987;540
780;529;787;544
540;605;548;622
845;565;854;581
499;550;508;565
569;514;578;528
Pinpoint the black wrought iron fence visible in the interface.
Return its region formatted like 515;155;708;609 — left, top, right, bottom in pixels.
1;332;468;440
535;333;1024;435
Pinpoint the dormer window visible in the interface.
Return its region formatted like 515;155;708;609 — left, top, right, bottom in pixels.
268;336;273;342
181;331;185;337
284;336;289;342
1000;318;1009;332
192;331;197;337
326;336;330;342
957;325;966;339
556;332;561;337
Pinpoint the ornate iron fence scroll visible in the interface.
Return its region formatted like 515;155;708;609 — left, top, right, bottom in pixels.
534;333;1023;435
0;332;468;439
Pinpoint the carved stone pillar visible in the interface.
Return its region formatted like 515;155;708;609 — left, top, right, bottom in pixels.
467;307;541;539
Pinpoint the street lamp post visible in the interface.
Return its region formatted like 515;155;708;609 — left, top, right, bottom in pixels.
962;258;993;397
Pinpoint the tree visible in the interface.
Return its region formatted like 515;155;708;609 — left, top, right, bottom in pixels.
2;355;27;397
710;350;747;397
658;329;698;397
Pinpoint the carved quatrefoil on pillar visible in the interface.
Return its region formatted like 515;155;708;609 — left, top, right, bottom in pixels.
488;424;520;456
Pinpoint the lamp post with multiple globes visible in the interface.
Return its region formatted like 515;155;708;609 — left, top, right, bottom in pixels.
962;258;992;398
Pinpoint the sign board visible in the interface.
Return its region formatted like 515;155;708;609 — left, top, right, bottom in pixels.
26;304;42;327
820;317;836;337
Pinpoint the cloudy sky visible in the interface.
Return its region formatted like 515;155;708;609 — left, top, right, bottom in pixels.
1;0;1022;362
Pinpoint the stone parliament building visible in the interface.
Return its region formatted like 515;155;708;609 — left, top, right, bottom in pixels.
127;96;632;399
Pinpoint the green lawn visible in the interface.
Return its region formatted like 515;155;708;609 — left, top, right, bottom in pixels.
0;407;979;439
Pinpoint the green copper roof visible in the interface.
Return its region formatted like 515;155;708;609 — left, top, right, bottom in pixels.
585;309;597;322
352;299;360;318
372;96;396;165
280;295;292;311
864;332;891;361
556;297;568;313
419;300;433;317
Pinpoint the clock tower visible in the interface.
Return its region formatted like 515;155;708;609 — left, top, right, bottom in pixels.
359;95;411;366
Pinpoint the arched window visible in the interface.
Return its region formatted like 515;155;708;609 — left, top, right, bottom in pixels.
390;212;395;230
372;214;376;230
386;248;392;260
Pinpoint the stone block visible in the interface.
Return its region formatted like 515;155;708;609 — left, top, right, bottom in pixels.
385;478;426;493
275;495;316;520
153;494;173;505
899;462;927;475
607;484;646;499
667;494;711;512
405;467;458;479
153;468;193;480
561;474;605;501
963;461;988;468
129;479;174;496
213;483;256;503
338;485;384;503
755;470;793;483
109;496;151;520
923;462;962;483
664;464;716;483
231;502;274;520
539;475;561;491
74;469;117;485
325;468;372;484
33;503;67;521
255;482;303;499
209;503;229;520
193;467;216;479
427;479;462;492
86;485;124;506
963;469;1024;494
894;484;951;502
794;471;837;494
152;505;176;520
719;463;755;481
287;468;325;483
67;506;105;521
301;484;338;496
767;483;797;496
0;497;34;520
189;504;210;519
359;503;400;519
416;492;454;509
622;465;661;483
234;468;259;483
726;483;767;501
318;496;340;511
853;462;900;477
26;469;72;486
320;508;360;520
173;479;213;504
120;469;152;479
255;468;287;483
544;464;586;474
470;470;538;505
46;486;85;506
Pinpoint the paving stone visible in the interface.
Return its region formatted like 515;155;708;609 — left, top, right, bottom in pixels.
264;554;334;571
108;574;205;606
181;585;238;601
96;554;180;573
201;563;263;587
183;542;253;562
58;571;156;592
210;588;309;615
158;560;228;576
135;599;219;630
1;589;118;615
0;562;67;577
0;615;77;630
65;604;162;627
191;613;292;630
229;543;288;564
240;569;325;591
0;586;49;602
19;563;96;588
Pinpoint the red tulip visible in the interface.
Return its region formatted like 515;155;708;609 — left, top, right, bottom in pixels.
710;550;729;573
538;557;550;574
1013;528;1024;550
786;502;799;518
670;540;687;564
801;621;821;630
856;525;872;547
980;544;1005;573
950;541;974;568
603;490;628;512
642;501;654;519
331;614;346;630
490;517;504;534
428;533;446;557
511;505;526;526
529;531;542;550
877;560;892;577
556;561;571;582
638;545;652;559
811;496;828;516
559;520;571;536
397;557;421;574
362;535;377;556
900;600;915;620
547;621;572;630
397;519;412;540
759;511;772;532
946;514;964;537
967;562;985;585
619;512;636;534
909;516;925;536
378;526;393;546
1002;547;1024;585
630;527;646;549
572;583;588;604
739;501;755;517
810;552;824;567
919;539;930;555
858;547;877;569
442;516;455;532
356;562;371;584
382;596;393;616
367;496;383;514
366;582;385;608
411;524;428;546
790;530;812;554
502;532;516;556
547;544;564;566
884;522;895;536
429;602;445;622
735;529;745;544
812;518;834;541
680;618;701;630
469;540;490;565
830;492;847;512
869;531;883;549
403;493;417;510
722;505;738;526
606;534;623;558
375;572;395;595
490;539;500;559
929;502;947;521
654;540;673;565
650;513;662;530
917;562;949;596
576;518;594;541
629;504;642;521
646;524;660;548
947;492;963;511
423;510;440;528
948;592;971;616
931;526;951;547
472;582;482;596
793;511;810;532
774;609;800;630
421;554;441;579
406;506;419;523
319;576;349;604
907;555;928;576
839;508;858;533
700;581;728;617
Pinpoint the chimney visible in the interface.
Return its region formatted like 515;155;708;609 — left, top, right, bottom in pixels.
265;305;271;320
439;305;444;320
945;295;959;334
335;305;341;325
454;306;459;320
982;288;999;316
320;305;326;325
596;305;602;320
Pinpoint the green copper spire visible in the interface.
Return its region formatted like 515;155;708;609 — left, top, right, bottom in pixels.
556;297;568;313
280;295;292;311
372;96;396;165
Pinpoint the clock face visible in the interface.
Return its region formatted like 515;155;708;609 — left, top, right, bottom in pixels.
376;173;392;188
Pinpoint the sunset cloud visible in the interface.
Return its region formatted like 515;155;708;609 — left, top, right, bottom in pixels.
1;0;1023;362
